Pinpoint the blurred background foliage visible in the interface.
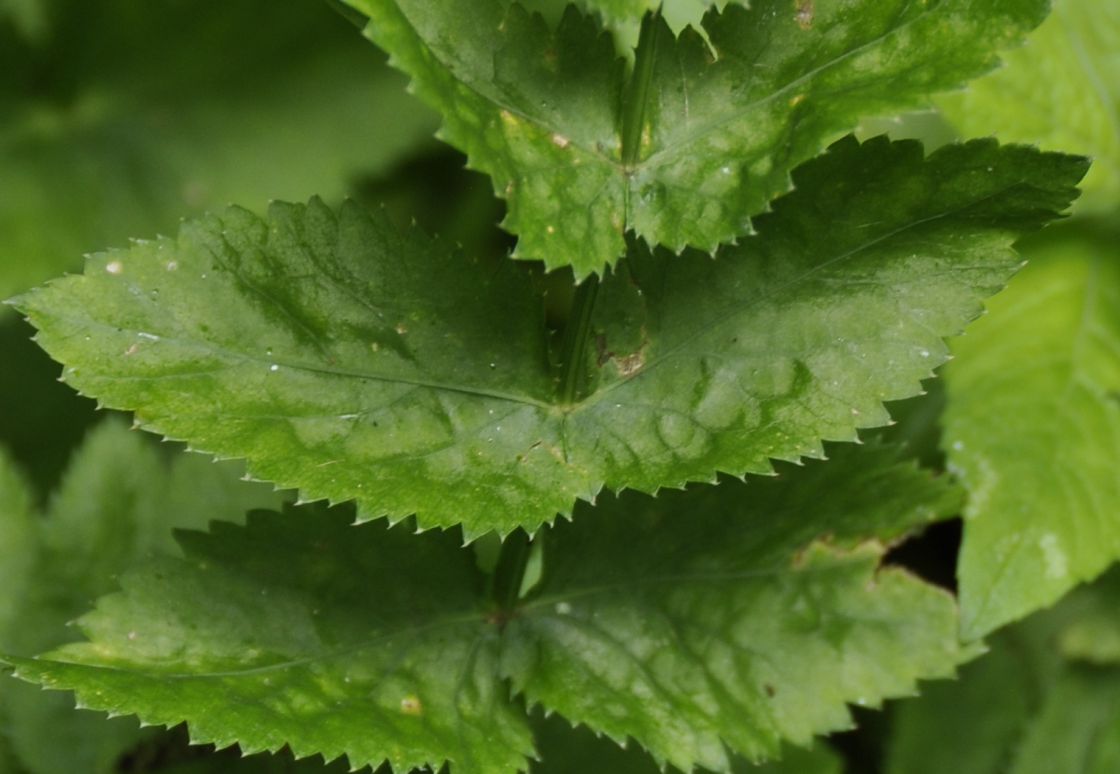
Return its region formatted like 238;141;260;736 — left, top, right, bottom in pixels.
0;0;1118;772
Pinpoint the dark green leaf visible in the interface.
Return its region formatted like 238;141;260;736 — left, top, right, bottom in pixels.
888;567;1120;774
346;0;1049;273
14;137;1085;534
937;0;1120;215
0;0;437;305
0;421;284;774
5;444;968;772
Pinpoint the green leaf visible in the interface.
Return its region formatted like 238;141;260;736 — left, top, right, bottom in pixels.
14;137;1085;535
10;508;537;774
1057;571;1120;665
887;568;1120;774
4;444;969;773
530;711;843;774
1010;668;1120;774
520;0;728;44
0;448;34;640
0;421;285;774
937;0;1120;215
0;0;45;40
150;747;358;774
501;444;967;770
886;633;1040;774
0;0;437;306
946;223;1120;639
345;0;1049;274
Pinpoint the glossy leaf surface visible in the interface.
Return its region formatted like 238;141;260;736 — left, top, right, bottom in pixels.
347;0;1048;273
14;138;1085;534
6;445;968;773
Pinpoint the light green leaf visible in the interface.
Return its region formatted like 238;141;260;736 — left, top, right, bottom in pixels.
0;421;285;774
946;224;1120;639
937;0;1120;215
345;0;1049;274
14;137;1085;535
4;444;968;772
0;0;436;306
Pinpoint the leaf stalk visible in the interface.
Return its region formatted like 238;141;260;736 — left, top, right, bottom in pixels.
621;9;660;167
557;274;600;405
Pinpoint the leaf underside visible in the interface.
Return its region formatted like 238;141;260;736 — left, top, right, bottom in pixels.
14;137;1086;535
5;444;968;773
946;224;1120;639
346;0;1049;274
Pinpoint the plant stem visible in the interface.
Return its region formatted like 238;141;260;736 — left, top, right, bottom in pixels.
554;12;659;405
558;274;600;405
491;530;532;615
621;9;661;167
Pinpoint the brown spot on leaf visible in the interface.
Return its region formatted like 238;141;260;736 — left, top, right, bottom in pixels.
596;328;649;377
613;350;646;377
795;0;813;29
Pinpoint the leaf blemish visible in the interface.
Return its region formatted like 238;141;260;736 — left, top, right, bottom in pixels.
795;0;814;29
614;350;645;377
596;331;649;378
399;695;423;716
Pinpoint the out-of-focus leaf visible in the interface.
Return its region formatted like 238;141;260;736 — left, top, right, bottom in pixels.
937;0;1120;215
946;223;1120;638
0;0;45;40
530;711;843;774
0;317;98;498
888;568;1120;774
0;0;437;306
0;421;285;774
